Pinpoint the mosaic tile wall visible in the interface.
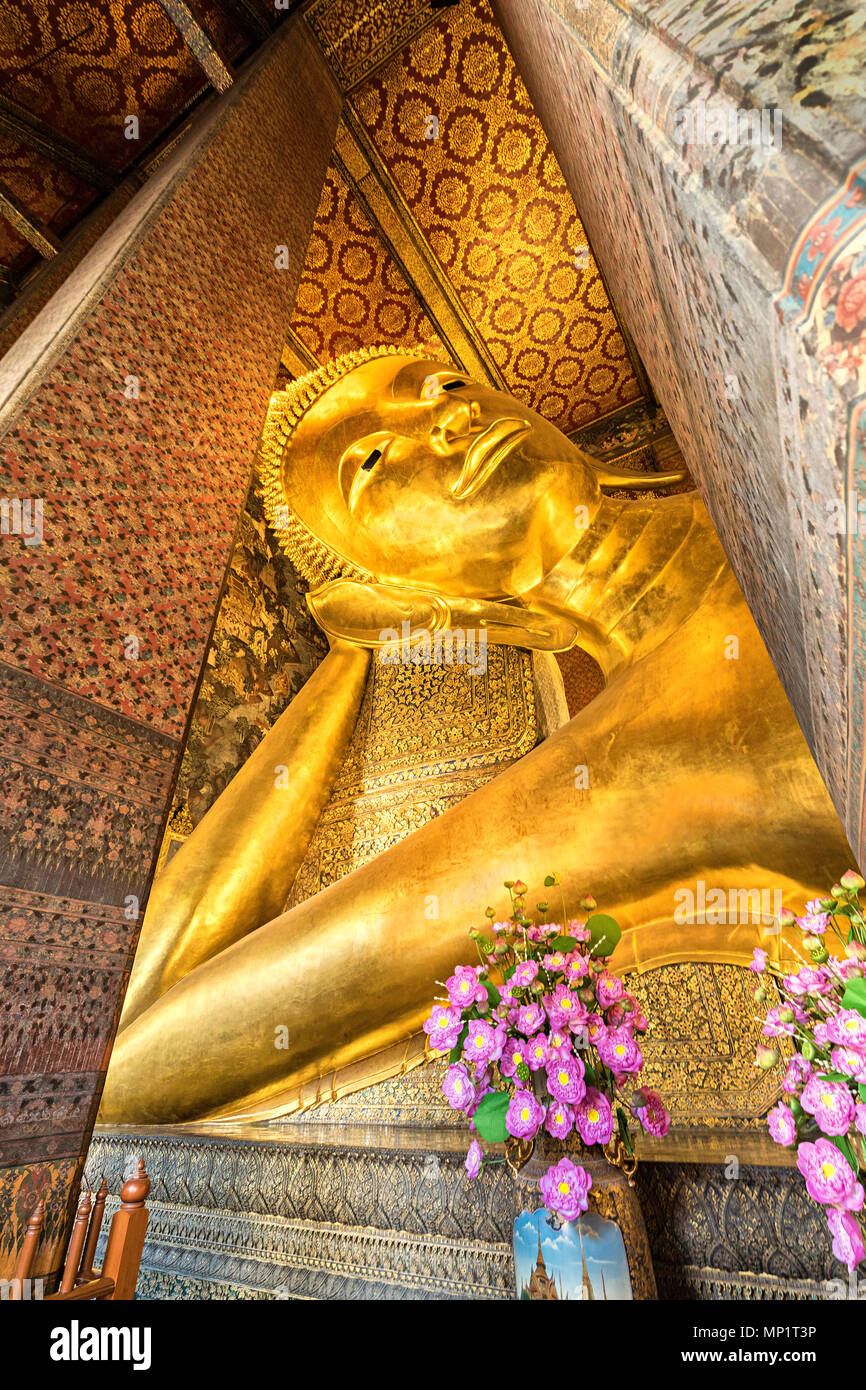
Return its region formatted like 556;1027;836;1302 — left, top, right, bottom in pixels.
0;21;341;1280
493;0;866;864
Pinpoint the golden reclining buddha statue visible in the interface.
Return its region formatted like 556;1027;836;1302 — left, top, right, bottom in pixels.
100;345;853;1125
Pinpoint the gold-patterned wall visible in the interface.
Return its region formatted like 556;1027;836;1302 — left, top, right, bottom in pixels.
346;0;641;431
289;159;444;363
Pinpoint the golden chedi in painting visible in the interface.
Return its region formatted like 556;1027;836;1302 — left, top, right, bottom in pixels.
100;345;853;1125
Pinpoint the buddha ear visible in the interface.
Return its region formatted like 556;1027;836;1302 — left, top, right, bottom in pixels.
306;579;580;654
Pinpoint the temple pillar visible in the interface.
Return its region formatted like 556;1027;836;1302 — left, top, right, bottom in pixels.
492;0;866;863
0;16;341;1280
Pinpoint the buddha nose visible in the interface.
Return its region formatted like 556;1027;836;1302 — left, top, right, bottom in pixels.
428;397;481;456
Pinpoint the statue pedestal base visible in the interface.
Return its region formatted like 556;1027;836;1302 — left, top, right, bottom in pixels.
86;1123;514;1300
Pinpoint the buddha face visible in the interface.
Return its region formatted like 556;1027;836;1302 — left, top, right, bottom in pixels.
283;355;602;597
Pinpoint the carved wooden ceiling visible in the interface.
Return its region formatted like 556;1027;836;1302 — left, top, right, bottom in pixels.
0;0;650;434
295;0;648;432
0;0;277;292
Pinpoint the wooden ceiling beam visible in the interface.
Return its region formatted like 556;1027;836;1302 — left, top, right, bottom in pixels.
0;180;60;259
0;95;115;192
212;0;273;43
156;0;235;93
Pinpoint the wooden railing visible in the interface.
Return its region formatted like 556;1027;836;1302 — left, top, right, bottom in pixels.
7;1160;151;1301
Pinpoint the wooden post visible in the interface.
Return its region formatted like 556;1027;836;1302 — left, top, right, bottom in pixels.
59;1190;91;1293
10;1199;44;1297
79;1176;108;1281
101;1160;151;1301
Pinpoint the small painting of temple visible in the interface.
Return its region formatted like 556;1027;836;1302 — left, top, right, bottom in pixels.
514;1210;633;1301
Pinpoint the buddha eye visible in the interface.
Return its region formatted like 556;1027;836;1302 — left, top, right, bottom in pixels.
361;447;383;472
420;373;467;401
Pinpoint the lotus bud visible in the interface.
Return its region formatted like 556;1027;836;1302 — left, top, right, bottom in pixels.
778;908;797;930
831;882;846;899
801;1040;815;1060
580;894;597;911
469;929;481;940
484;906;495;919
531;980;545;995
494;939;508;956
777;1007;794;1023
753;986;767;1003
513;880;527;895
846;942;866;961
841;870;865;892
755;1044;779;1070
801;934;822;952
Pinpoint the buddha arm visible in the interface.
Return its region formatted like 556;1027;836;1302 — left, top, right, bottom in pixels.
100;599;853;1125
119;640;370;1030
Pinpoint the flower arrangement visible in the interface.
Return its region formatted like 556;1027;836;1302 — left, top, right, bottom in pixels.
423;876;671;1221
752;869;866;1271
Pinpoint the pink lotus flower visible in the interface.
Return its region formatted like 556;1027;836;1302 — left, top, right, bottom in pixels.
543;983;582;1030
827;1208;866;1270
827;1009;866;1050
544;1102;574;1139
574;1087;613;1145
512;960;538;987
597;1027;643;1074
545;1028;572;1058
749;948;768;973
516;1002;546;1037
801;1076;856;1136
543;950;567;971
762;1008;796;1038
595;972;625;1007
783;967;831;996
525;1035;551;1072
442;1063;476;1112
855;1103;866;1135
499;1039;529;1078
446;965;486;1008
624;1009;649;1032
463;1019;502;1067
796;1138;865;1209
545;1054;586;1104
767;1101;797;1147
782;1055;812;1091
539;1157;592;1221
564;954;589;984
585;1014;607;1046
632;1087;670;1137
797;911;830;935
830;1046;866;1083
567;919;591;942
506;1088;545;1139
423;1003;462;1050
465;1139;483;1180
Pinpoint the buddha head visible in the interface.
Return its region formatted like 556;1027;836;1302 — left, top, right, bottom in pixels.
261;346;681;607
